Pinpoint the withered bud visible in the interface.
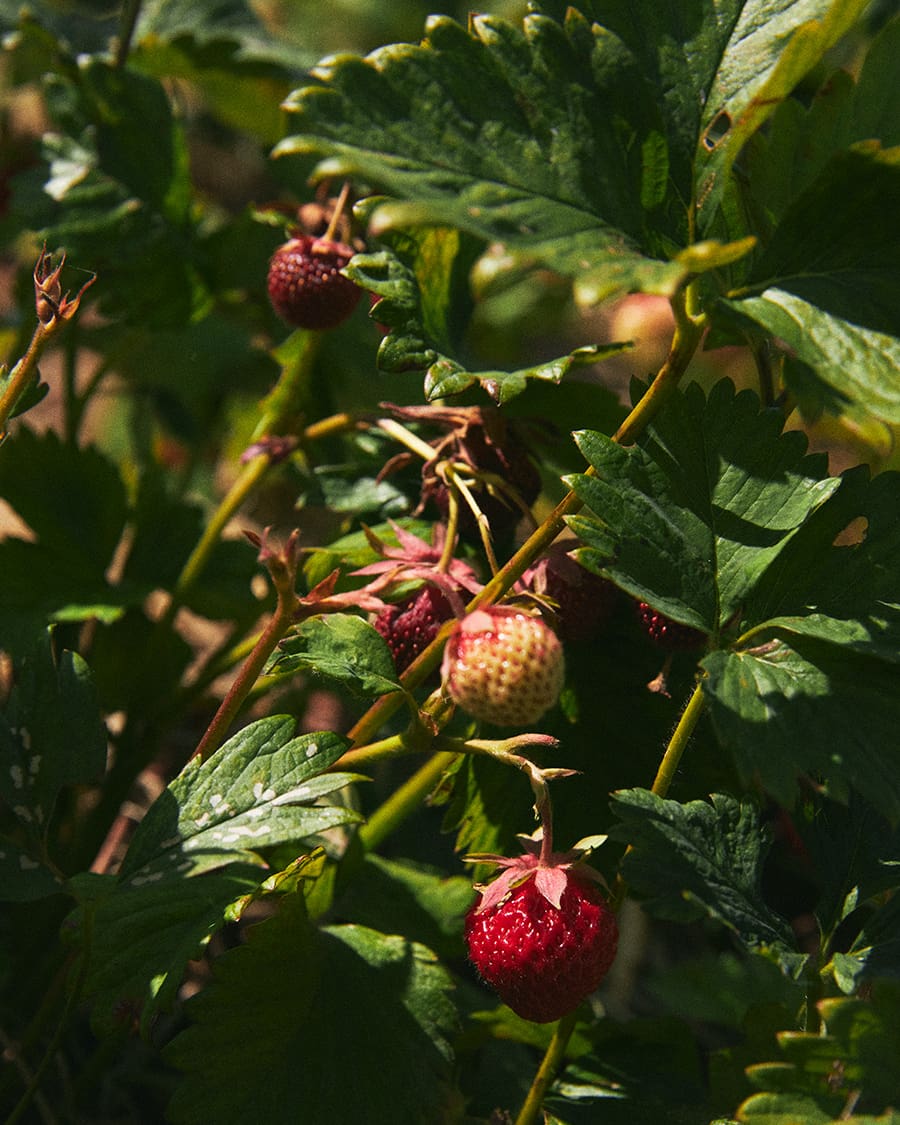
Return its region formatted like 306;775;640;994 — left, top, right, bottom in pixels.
33;245;96;327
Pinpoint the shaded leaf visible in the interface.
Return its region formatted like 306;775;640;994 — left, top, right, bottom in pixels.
702;639;900;818
741;984;900;1119
337;854;475;960
567;379;839;634
0;426;127;574
349;236;629;404
610;789;798;956
831;895;900;994
166;895;460;1125
0;630;106;837
0;840;64;902
70;865;264;1033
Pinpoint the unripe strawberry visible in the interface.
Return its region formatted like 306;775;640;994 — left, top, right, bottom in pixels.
465;841;618;1023
635;601;705;652
267;235;362;330
373;585;454;673
441;607;564;727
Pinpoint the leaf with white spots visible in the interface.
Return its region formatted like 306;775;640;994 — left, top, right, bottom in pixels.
119;716;364;882
0;840;64;902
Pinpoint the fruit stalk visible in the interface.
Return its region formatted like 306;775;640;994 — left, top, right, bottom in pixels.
514;1009;579;1125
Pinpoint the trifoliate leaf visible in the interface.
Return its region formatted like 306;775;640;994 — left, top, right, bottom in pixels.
166;894;460;1125
567;379;840;634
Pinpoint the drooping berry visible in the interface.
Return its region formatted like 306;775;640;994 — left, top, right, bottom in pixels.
522;541;618;643
374;585;455;674
465;838;618;1023
267;235;362;330
635;602;706;651
441;607;564;727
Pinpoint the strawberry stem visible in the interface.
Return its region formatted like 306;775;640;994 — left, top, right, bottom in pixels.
322;179;352;243
191;531;301;763
514;1009;579;1125
609;680;707;911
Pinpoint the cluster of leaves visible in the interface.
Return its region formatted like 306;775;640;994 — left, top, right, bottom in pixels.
1;1;900;1124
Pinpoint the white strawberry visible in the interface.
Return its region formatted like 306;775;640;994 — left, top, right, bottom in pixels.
441;607;564;727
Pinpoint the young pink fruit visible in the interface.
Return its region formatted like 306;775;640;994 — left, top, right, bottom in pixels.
441;607;564;727
267;235;361;330
465;840;618;1023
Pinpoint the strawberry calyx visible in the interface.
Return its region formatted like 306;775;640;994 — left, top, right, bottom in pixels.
466;828;608;914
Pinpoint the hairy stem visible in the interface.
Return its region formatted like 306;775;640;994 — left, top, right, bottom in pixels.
0;322;51;441
610;680;707;911
514;1010;579;1125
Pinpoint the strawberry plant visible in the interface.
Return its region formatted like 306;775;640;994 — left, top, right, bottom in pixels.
1;1;899;1123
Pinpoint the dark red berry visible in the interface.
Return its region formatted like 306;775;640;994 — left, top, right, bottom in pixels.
636;602;705;651
374;585;454;674
267;235;362;330
524;542;618;643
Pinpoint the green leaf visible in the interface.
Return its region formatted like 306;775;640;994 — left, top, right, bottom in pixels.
276;13;750;302
648;951;803;1030
349;234;630;403
22;60;208;327
70;864;264;1033
702;639;900;818
740;145;900;338
692;0;869;229
0;630;106;838
610;789;798;956
741;984;900;1120
532;0;866;235
0;840;64;902
831;894;900;994
274;614;403;698
801;795;900;944
740;21;900;243
337;854;475;959
0;426;127;574
567;379;840;634
166;894;460;1125
722;287;900;424
119;717;361;881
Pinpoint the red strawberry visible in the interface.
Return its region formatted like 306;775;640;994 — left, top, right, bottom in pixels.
441;607;564;727
465;836;618;1023
267;235;361;330
374;585;454;673
636;602;705;651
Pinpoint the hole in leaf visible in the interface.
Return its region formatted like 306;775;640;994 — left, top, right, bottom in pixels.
702;111;732;151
